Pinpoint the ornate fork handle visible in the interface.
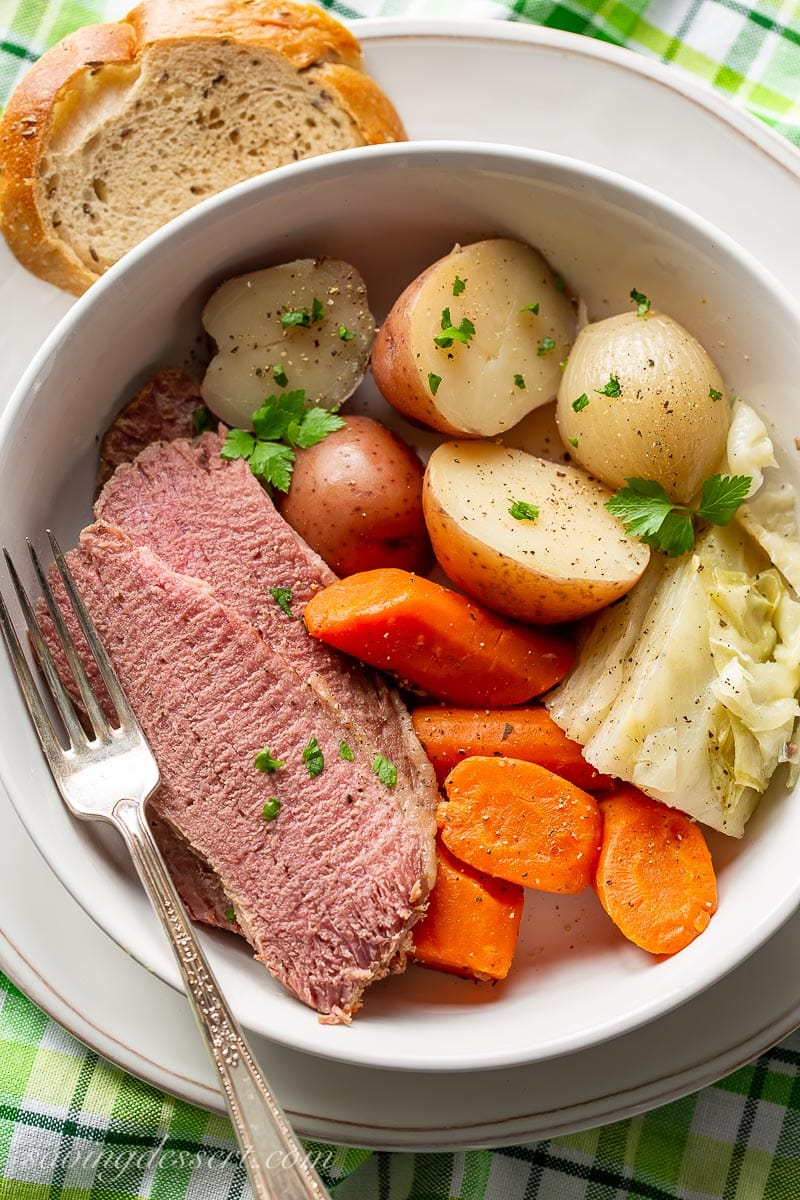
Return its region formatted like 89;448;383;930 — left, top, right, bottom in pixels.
113;797;329;1200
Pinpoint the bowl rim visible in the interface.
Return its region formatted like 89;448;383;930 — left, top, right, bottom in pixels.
2;139;800;1072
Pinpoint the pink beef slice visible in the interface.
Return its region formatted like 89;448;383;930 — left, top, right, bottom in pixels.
94;433;435;805
47;523;437;1019
96;369;205;490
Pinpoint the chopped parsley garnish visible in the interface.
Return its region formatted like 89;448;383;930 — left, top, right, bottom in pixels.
220;389;345;492
596;374;622;397
630;287;651;319
428;372;442;396
224;906;236;923
709;386;723;400
554;275;567;291
567;437;579;448
537;336;556;357
434;308;476;349
572;393;589;412
372;753;397;787
606;474;752;557
453;276;466;296
339;740;355;762
270;586;294;618
280;297;325;328
514;374;526;389
520;302;540;315
255;747;286;774
559;357;569;372
191;406;215;436
262;797;281;821
272;364;288;387
337;325;355;341
302;736;325;778
509;500;539;522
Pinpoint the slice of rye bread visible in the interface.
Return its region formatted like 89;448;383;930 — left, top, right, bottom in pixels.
0;0;405;295
96;368;205;490
94;432;437;806
41;522;437;1019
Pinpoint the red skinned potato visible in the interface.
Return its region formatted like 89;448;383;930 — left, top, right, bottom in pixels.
277;414;431;576
372;238;575;436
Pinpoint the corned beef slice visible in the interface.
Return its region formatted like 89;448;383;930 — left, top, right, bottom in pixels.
95;433;435;805
96;370;204;489
51;523;436;1018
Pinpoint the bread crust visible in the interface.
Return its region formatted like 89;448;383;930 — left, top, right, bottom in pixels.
0;0;405;294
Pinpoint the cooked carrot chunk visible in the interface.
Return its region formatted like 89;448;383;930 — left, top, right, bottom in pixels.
439;756;602;893
303;568;573;706
412;840;524;981
594;785;717;955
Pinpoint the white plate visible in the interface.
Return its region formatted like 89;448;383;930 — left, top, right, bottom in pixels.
1;19;800;1146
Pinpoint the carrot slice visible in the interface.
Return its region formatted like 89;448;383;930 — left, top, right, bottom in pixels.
594;786;717;955
303;568;574;706
439;757;602;893
411;705;615;791
412;840;524;981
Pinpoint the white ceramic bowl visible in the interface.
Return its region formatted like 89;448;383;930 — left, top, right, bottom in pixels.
2;142;799;1073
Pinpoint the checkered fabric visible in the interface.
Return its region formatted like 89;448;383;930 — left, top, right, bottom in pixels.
3;1;800;1197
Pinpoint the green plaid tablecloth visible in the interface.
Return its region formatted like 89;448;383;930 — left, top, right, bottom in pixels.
3;1;800;1197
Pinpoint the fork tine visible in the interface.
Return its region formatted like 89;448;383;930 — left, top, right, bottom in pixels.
47;531;138;729
27;538;111;739
3;548;87;748
0;576;69;766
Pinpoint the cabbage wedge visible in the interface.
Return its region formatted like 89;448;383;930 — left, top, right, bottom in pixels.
547;403;800;837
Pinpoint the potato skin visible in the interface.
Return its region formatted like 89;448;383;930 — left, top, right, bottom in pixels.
278;415;431;576
372;264;465;435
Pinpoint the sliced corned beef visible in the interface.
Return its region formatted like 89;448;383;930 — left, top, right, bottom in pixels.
96;369;205;489
94;434;436;813
44;522;436;1019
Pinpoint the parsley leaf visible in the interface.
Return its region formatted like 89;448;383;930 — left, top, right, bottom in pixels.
224;906;236;923
596;374;622;397
280;298;325;328
339;740;355;762
537;336;555;357
428;372;442;396
337;325;355;341
221;428;256;461
509;501;539;522
270;586;294;618
262;797;281;821
514;374;526;389
372;753;397;787
572;394;589;413
434;309;476;349
272;364;288;387
302;737;325;778
255;747;286;773
606;474;752;557
567;437;579;448
453;276;466;296
520;302;540;315
291;406;345;449
220;390;344;493
191;406;215;436
696;474;752;525
554;275;567;291
630;287;651;318
709;386;723;401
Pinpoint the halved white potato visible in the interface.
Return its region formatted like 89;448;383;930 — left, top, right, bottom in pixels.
202;258;375;429
372;239;576;437
423;441;650;624
557;310;729;503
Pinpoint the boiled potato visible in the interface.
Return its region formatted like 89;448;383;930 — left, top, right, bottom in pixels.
278;415;431;576
423;442;650;624
372;239;576;437
557;311;729;503
202;258;375;428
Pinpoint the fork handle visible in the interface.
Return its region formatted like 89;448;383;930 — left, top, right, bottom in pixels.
113;797;329;1200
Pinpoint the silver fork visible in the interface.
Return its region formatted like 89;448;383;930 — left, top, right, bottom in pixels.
0;532;330;1200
